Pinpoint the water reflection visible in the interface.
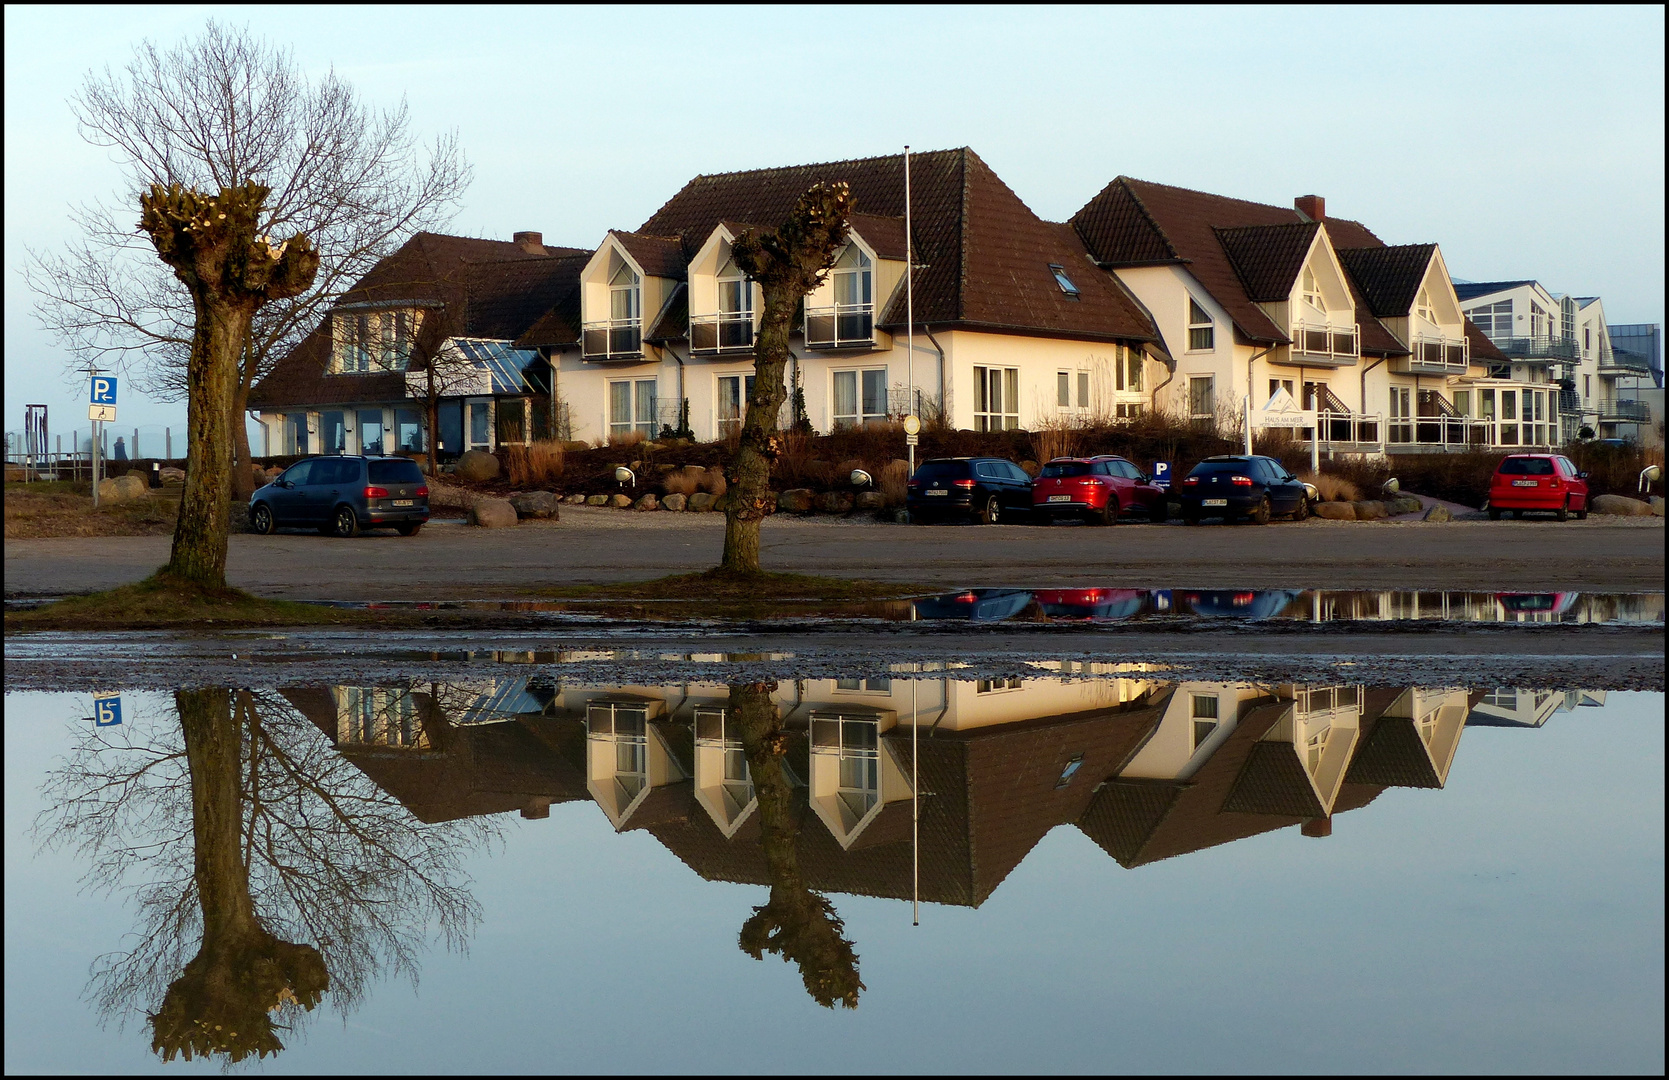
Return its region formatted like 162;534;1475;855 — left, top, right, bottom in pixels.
34;689;495;1063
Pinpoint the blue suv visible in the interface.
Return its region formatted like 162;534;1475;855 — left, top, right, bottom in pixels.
250;455;430;537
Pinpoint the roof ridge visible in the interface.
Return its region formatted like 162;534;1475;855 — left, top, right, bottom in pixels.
682;146;966;185
1212;220;1318;236
957;148;971;322
1124;176;1297;218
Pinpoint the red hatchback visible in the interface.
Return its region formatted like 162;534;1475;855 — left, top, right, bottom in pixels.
1487;454;1590;520
1031;456;1167;525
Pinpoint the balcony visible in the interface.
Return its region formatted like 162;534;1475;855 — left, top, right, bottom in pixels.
1317;411;1382;447
1490;336;1582;363
581;319;643;361
1393;335;1469;376
804;303;875;350
689;312;754;355
1598;349;1653;375
1600;399;1652;422
1282;323;1358;367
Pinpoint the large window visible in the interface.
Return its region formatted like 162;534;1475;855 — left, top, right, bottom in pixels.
1118;345;1143;393
468;401;492;450
811;714;881;829
1467;300;1513;338
284;412;309;456
1530;301;1548;340
807;245;875;348
611;260;640;324
357;409;385;455
716;373;755;437
1058;370;1090;410
608;378;658;439
1187;375;1215;430
832;246;873;312
973;366;1020;431
335;310;412;373
396;409;424;452
1188;297;1215;351
1416;288;1436;324
1302;268;1326;312
833;368;888;429
1389;386;1412;442
322;410;346;453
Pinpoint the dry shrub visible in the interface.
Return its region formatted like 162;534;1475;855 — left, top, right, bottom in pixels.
505;440;566;487
879;459;909;507
1297;471;1361;502
664;465;704;497
700;469;727;497
605;429;646;449
1030;421;1079;465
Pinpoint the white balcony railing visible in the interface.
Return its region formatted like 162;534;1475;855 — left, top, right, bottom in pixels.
582;319;642;360
1316;411;1383;446
1394;335;1470;376
1287;322;1359;366
805;303;875;349
689;312;754;354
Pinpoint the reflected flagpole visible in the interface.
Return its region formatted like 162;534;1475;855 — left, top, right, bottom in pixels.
912;667;919;926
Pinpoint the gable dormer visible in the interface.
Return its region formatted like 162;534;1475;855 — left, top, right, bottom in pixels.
580;231;685;361
1215;222;1359;367
687;223;761;356
801;214;907;351
1338;244;1473;376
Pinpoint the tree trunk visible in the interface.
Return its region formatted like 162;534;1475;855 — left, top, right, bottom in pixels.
166;297;249;589
721;296;792;573
229;336;257;502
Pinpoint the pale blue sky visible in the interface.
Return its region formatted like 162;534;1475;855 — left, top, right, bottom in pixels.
5;5;1664;439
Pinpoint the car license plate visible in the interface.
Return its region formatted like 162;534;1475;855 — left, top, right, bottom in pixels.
1512;480;1536;487
1203;498;1228;506
392;499;414;507
1048;494;1072;503
927;489;947;496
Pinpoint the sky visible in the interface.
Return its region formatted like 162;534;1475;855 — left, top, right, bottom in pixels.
5;5;1664;447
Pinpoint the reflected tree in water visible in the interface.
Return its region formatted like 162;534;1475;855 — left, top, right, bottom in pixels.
34;687;496;1062
729;682;864;1009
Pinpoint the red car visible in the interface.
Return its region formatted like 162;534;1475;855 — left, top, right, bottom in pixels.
1487;454;1590;520
1031;456;1168;525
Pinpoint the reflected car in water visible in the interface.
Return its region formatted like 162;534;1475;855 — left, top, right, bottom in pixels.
1031;588;1149;620
1486;454;1589;520
911;589;1037;621
1031;457;1168;525
1174;589;1302;619
1495;592;1580;617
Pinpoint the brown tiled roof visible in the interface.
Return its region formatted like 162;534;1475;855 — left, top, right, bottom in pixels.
463;254;588;340
639;148;1157;345
1337;244;1438;319
846;212;908;259
1345;715;1444;789
645;281;688;343
1464;317;1508;362
1214;222;1321;302
1220;739;1327;818
611;230;687;279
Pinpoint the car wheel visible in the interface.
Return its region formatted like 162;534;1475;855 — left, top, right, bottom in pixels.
1555;498;1569;522
331;505;360;538
249;502;275;535
1576;501;1588;521
1292;496;1310;521
1248;496;1272;525
1149;500;1168;524
1488;507;1502;521
397;523;423;537
1511;509;1523;520
978;495;1001;525
1183;513;1200;526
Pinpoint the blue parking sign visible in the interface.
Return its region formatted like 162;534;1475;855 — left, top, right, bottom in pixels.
90;376;118;405
93;694;123;726
1152;461;1172;489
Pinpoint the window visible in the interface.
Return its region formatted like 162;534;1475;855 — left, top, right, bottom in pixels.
1049;264;1080;299
1302;268;1326;312
833;368;889;428
717;374;755;437
1191;694;1219;719
711;252;754;351
380;311;410;369
335;310;413;373
285;412;309;456
1188;297;1215;351
396;408;424;452
973;366;1020;431
1058;370;1091;409
468;401;492;449
1583;374;1591;399
834;678;892;693
976;677;1024;693
1584;326;1592;353
357;409;384;455
610;259;641;323
1467;300;1513;338
1055;755;1085;789
1120;345;1143;393
805;244;876;348
322;410;347;453
608;378;658;439
811;714;882;828
1453;390;1470;416
1188;375;1215;429
1416;288;1436;323
1530;301;1548;339
1269;378;1295;404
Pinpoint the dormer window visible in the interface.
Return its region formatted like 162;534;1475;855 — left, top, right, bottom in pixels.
584;250;645;359
1050;264;1080;299
609;257;641;324
1416;287;1436;323
1302;268;1326;312
1187;297;1215;351
807;243;875;348
335;309;414;374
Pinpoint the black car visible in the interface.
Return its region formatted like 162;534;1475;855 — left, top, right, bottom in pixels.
1177;455;1311;525
250;455;430;537
906;457;1034;524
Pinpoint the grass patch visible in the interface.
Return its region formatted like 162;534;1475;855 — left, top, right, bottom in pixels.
539;568;924;602
6;570;379;633
4;481;181;539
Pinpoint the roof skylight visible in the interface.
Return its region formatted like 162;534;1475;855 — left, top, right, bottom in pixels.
1050;264;1081;298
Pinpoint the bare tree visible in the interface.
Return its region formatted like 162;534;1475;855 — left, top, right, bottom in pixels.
722;182;855;574
26;20;470;499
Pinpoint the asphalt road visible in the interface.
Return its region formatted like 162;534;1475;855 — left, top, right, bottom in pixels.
6;505;1664;599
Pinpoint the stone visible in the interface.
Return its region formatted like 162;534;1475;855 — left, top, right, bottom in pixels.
855;490;886;512
469;498;518;528
160;466;186;483
509;491;561;519
1389;495;1424;516
1312;501;1356;520
815;490;855;514
1351;500;1388;520
586;494;609;506
96;474;148;503
1019;460;1041;478
777;488;815;514
609;493;632;508
687;492;714;512
563;493;587;505
1422;504;1454;522
1652;496;1664;517
711;493;731;513
633;493;659;511
661;493;687;512
1590;494;1654;516
891;508;913;524
454;449;501;482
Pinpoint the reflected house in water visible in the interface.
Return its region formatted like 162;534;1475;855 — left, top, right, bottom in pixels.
287;674;1585;907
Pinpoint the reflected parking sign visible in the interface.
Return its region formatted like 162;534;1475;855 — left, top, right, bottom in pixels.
1152;461;1172;489
93;693;123;727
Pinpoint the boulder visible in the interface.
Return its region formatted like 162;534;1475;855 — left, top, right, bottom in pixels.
687;492;714;512
855;490;886;512
1652;496;1664;517
1351;500;1389;521
1389;495;1424;516
891;508;913;524
454;449;501;482
777;488;815;514
711;493;731;513
469;498;518;528
815;491;855;514
1590;494;1654;516
1312;501;1356;520
586;494;609;506
1422;504;1454;522
96;474;148;504
661;493;687;512
563;493;587;505
510;491;561;519
160;466;186;484
608;493;632;508
633;493;659;511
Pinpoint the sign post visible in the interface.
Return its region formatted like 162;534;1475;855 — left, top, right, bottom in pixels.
87;372;117;506
1252;388;1317;470
92;693;123;727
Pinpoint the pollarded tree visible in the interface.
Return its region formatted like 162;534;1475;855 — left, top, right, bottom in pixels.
721;182;855;574
139;181;318;588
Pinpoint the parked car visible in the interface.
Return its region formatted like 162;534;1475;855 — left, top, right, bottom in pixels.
906;457;1034;524
1177;455;1311;525
1031;456;1168;525
250;455;430;537
1031;587;1149;620
1486;454;1589;520
1175;589;1302;619
911;588;1037;621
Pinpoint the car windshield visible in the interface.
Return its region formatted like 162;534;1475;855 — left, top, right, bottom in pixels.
915;461;970;481
1187;461;1250;477
369;459;424;485
1498;458;1554;476
1041;462;1092;478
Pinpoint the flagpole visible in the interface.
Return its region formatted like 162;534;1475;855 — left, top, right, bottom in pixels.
905;146;915;482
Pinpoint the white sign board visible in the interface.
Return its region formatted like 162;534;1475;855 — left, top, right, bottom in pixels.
1255;386;1316;430
88;403;117;422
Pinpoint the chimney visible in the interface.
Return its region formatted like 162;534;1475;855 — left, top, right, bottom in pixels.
1294;195;1325;222
513;230;544;254
520;797;552;820
1301;816;1332;838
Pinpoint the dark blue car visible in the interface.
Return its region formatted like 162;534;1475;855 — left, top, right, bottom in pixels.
250;455;430;537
